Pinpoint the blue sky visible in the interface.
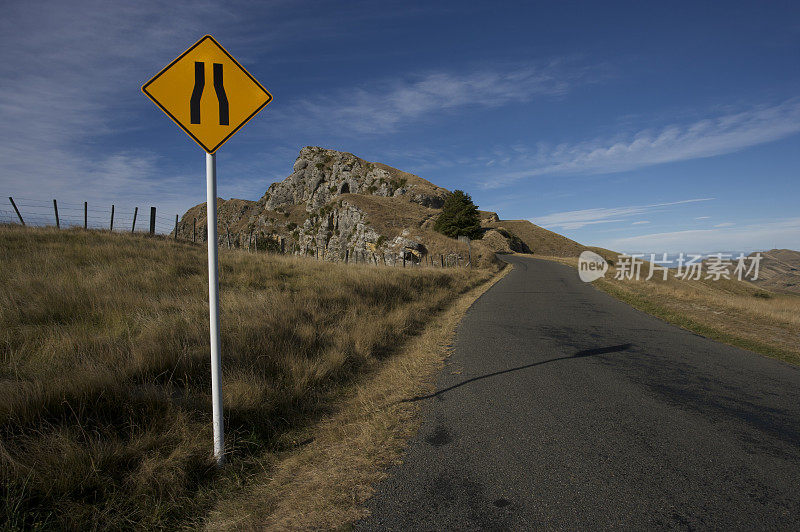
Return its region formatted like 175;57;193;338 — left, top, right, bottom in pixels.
1;0;799;252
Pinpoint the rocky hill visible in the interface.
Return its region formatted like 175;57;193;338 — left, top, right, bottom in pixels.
177;146;601;267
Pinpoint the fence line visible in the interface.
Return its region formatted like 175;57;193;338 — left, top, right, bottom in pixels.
5;197;177;235
3;196;471;269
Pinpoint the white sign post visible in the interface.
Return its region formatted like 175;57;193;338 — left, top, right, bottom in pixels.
142;35;272;465
206;152;225;465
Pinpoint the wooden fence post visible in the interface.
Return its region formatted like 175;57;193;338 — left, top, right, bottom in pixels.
84;202;88;229
174;214;178;240
149;207;156;236
110;205;114;231
131;207;138;233
193;218;197;243
53;199;60;228
249;229;253;251
8;197;24;226
440;254;444;268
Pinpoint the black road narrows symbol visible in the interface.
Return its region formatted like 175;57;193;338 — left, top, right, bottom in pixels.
190;62;204;124
213;63;229;126
190;62;229;126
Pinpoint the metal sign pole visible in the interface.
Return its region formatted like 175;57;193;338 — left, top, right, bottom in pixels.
206;151;225;465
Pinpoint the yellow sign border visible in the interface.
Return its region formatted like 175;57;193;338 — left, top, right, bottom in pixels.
142;35;273;154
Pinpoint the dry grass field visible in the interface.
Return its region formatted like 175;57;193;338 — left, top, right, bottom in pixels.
0;225;491;529
536;254;800;366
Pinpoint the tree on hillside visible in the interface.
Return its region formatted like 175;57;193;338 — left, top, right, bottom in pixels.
434;190;482;239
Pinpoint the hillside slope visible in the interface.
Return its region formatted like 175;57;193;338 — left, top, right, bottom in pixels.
749;249;800;294
483;219;615;258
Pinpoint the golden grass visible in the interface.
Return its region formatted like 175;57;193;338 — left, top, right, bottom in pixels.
0;225;491;529
204;262;510;530
535;254;800;365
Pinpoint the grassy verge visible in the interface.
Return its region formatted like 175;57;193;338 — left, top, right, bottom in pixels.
0;225;493;529
533;254;800;366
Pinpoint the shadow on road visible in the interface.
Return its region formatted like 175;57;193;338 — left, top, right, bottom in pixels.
401;343;634;403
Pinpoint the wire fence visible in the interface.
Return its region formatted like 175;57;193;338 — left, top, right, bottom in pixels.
3;196;472;268
4;197;178;235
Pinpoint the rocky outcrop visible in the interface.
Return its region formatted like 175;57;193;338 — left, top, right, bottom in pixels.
176;146;539;268
480;229;514;254
259;147;448;213
295;200;378;261
480;211;500;224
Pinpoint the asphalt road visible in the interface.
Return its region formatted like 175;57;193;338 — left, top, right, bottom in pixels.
357;255;800;530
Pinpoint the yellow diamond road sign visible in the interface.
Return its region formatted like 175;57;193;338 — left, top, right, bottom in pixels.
142;35;272;154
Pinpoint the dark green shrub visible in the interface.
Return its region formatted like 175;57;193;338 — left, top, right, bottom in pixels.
434;190;482;239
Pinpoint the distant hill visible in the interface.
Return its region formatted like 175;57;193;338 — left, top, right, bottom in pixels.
178;146;605;266
748;249;800;294
482;219;616;260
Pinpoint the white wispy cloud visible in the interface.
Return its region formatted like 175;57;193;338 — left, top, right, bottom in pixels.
0;1;304;218
632;220;650;225
283;61;599;134
601;218;800;254
532;198;714;230
478;99;800;187
0;1;236;215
